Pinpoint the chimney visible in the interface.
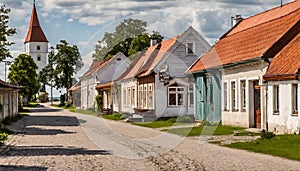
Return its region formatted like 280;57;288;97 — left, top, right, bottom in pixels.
150;39;158;47
234;15;243;25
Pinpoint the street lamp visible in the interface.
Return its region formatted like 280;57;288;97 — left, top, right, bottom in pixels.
3;60;12;82
49;46;55;105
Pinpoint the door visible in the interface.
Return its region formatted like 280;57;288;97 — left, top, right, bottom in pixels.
253;81;261;128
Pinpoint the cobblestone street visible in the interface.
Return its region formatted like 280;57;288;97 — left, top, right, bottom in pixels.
0;104;300;171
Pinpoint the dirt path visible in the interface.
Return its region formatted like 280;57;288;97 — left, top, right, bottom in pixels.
0;104;300;170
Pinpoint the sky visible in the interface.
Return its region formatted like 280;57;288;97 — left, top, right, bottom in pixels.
0;0;293;95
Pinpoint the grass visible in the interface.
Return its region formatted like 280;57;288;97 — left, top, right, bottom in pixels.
132;117;194;128
73;109;97;116
165;123;246;136
102;113;126;121
224;134;300;161
27;102;40;107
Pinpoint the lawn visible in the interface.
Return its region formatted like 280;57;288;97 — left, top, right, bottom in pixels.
166;124;246;136
224;135;300;161
132;117;194;128
102;113;126;121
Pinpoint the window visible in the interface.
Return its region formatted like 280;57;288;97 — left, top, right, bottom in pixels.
148;84;153;109
131;87;135;107
123;89;126;107
139;85;143;108
186;43;194;54
273;85;279;113
223;82;228;111
143;85;147;108
231;81;237;111
168;85;184;106
37;45;40;50
240;80;246;111
188;86;194;106
292;84;298;114
37;55;41;61
127;88;131;107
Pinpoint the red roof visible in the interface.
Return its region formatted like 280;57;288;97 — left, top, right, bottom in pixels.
189;0;300;73
118;36;178;80
24;4;48;43
95;81;113;89
264;32;300;81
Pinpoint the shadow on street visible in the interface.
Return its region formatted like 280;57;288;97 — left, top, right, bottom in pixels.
1;146;111;157
0;165;47;171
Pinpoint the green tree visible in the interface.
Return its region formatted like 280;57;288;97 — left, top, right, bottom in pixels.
0;5;16;62
92;18;147;61
8;54;40;104
53;40;82;101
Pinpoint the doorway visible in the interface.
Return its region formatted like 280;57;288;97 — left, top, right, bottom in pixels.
253;81;261;128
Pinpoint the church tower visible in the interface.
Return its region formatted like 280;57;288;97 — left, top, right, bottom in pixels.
24;0;48;72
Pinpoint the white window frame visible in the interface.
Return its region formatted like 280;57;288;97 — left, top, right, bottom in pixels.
188;86;194;107
131;86;135;107
292;84;298;115
231;81;238;112
240;80;246;112
223;82;228;111
186;42;195;55
273;85;279;114
168;86;185;107
127;88;131;107
123;88;127;108
139;85;143;108
148;84;153;109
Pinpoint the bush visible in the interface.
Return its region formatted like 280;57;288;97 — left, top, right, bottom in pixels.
0;123;13;134
38;92;48;103
65;102;71;108
261;130;275;139
58;103;65;107
0;133;8;145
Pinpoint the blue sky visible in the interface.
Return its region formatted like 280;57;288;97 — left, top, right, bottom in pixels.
0;0;293;83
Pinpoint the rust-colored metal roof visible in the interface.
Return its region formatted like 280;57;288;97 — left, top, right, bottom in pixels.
189;0;300;73
118;36;178;80
24;4;48;43
95;81;113;89
264;33;300;81
0;79;22;89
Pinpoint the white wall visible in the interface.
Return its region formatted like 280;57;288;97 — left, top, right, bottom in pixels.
222;61;268;129
120;79;138;114
267;81;300;134
80;76;96;109
25;42;48;72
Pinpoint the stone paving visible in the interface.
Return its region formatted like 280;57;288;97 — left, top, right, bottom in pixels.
0;104;300;170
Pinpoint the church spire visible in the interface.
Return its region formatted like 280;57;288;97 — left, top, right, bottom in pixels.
24;1;48;43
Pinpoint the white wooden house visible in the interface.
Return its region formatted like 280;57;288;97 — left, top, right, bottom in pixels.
80;52;131;109
0;79;21;122
117;26;210;119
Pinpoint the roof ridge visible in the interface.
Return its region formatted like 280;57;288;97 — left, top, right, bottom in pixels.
243;0;299;21
228;8;299;37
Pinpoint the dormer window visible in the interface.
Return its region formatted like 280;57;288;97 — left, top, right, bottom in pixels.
186;42;194;54
37;45;41;50
37;55;41;61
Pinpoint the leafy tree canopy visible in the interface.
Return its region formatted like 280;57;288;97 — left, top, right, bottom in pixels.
53;40;83;97
0;5;16;62
8;54;40;102
93;18;163;61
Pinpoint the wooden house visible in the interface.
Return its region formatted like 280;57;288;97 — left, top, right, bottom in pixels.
0;79;21;121
80;52;131;109
117;26;210;119
188;0;300;129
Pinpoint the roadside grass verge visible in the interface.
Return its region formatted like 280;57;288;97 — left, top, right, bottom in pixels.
132;116;194;128
165;123;246;136
27;102;40;107
73;109;97;116
102;113;126;121
224;134;300;161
